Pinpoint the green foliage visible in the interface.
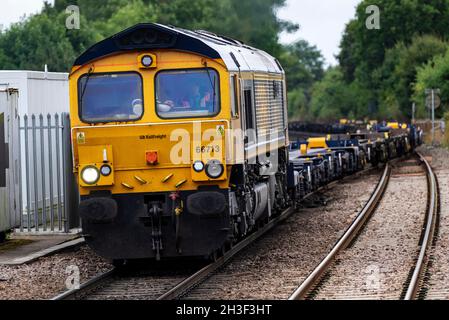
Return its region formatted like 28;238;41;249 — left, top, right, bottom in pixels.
0;0;300;72
310;68;349;121
219;0;298;56
287;88;309;121
157;0;230;31
5;0;449;122
309;68;376;122
0;0;326;122
279;40;324;119
375;35;448;119
339;0;449;83
332;0;449;120
50;0;131;22
95;0;158;37
280;40;324;90
157;0;299;56
413;49;449;118
0;12;92;71
280;40;324;119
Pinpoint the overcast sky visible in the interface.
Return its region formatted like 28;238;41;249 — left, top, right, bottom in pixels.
0;0;360;66
278;0;360;65
0;0;52;27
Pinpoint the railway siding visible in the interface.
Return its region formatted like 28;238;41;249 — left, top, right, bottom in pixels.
419;146;449;300
183;172;383;300
310;160;427;300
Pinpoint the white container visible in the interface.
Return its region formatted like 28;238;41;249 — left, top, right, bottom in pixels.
0;71;70;231
0;70;69;116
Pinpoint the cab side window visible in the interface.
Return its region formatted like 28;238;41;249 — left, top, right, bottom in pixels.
230;75;239;118
242;80;254;130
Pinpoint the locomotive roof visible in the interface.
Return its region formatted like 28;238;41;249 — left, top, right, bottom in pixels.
73;23;284;74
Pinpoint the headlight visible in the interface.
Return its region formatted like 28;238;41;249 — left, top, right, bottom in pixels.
193;161;205;172
205;160;224;179
100;165;112;176
81;166;100;185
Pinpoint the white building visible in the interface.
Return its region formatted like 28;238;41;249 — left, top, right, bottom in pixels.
0;70;70;232
0;70;69;115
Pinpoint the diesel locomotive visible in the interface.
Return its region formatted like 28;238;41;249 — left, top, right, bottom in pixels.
69;23;421;263
70;23;290;261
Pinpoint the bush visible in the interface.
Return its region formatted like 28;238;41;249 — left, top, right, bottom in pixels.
413;48;449;119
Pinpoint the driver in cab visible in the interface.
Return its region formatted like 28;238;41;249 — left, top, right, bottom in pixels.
158;83;213;114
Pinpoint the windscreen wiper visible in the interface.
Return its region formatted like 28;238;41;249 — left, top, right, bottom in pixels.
80;66;95;102
204;67;217;112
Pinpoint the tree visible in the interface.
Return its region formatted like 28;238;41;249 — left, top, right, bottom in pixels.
160;0;299;56
338;20;358;83
339;0;449;83
0;12;78;71
279;40;325;119
413;49;449;118
287;88;309;120
1;0;299;72
216;0;298;56
95;0;158;37
50;0;131;22
309;67;374;121
0;0;325;122
335;0;449;119
375;35;448;119
310;68;350;121
280;40;324;90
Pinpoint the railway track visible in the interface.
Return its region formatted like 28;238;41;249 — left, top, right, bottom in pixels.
403;154;439;300
52;164;381;300
288;152;439;300
52;205;298;300
52;156;428;301
419;148;447;300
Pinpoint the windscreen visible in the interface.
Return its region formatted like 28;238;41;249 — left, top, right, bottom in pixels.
79;72;143;123
155;69;220;119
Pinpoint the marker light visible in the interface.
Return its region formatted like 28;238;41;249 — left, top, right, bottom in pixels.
81;166;100;185
193;161;205;172
146;151;158;165
205;160;224;179
141;55;153;67
100;165;112;176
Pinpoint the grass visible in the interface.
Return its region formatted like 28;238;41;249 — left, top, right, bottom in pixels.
0;239;35;253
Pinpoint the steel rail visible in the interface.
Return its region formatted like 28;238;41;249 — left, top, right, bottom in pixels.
51;269;116;300
404;152;438;300
157;164;387;300
289;163;391;300
52;207;295;301
51;173;358;300
157;206;298;300
52;162;385;300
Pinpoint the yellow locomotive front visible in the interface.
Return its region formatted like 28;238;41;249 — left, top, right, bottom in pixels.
70;23;290;262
